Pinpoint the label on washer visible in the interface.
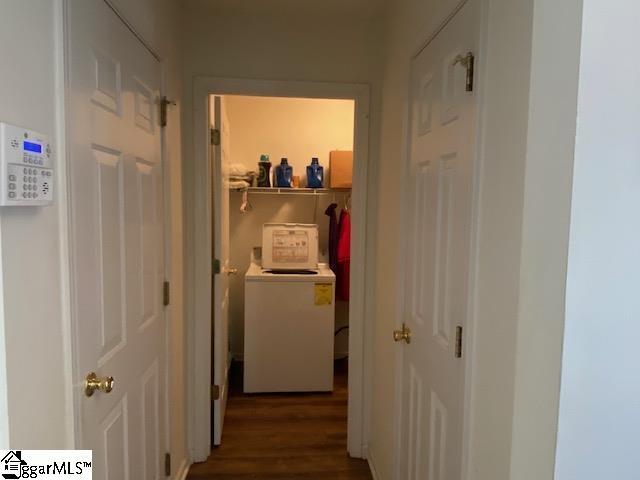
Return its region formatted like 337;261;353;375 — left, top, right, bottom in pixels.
272;230;309;263
314;283;333;305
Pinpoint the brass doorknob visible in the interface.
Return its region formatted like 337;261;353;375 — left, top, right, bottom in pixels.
393;324;411;344
225;267;238;275
85;372;115;397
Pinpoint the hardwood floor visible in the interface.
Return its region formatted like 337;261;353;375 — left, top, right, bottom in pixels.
187;359;372;479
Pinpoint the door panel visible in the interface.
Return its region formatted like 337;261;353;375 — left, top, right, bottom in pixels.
94;148;126;363
101;399;129;480
398;2;478;479
141;361;160;480
68;1;165;479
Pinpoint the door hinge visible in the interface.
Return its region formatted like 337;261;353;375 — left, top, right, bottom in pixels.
211;128;220;146
453;52;475;92
211;384;220;401
455;325;463;358
164;452;171;477
160;96;176;128
213;259;221;275
163;281;170;307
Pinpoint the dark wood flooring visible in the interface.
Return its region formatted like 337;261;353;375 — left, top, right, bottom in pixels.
187;359;372;479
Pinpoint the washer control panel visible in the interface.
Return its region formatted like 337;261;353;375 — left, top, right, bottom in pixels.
0;122;54;206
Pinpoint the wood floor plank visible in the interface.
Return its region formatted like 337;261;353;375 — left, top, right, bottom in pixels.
187;360;372;480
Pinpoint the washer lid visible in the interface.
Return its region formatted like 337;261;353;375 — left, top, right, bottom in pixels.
245;262;335;282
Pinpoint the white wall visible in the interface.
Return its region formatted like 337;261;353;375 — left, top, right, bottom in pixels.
508;0;582;478
224;95;354;185
0;0;68;448
223;95;354;358
555;1;640;478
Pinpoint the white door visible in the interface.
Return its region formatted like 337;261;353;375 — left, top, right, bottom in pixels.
397;1;478;479
211;96;231;445
68;1;166;479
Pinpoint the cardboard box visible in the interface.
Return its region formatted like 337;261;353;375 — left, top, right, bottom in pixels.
329;150;353;188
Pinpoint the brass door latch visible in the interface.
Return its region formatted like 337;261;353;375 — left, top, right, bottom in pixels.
85;372;115;397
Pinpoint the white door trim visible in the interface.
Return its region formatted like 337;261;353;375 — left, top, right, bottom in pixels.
392;1;486;478
461;2;489;479
189;76;371;461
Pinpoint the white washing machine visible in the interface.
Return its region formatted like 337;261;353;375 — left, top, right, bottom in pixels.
243;224;336;393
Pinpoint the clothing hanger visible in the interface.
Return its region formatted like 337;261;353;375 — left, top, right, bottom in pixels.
344;194;351;213
240;188;252;213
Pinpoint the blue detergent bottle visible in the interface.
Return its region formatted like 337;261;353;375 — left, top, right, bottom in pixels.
275;158;293;187
306;157;324;188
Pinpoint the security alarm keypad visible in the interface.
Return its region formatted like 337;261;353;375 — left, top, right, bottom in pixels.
0;122;54;206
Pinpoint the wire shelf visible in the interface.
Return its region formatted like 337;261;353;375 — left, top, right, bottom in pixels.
230;187;351;195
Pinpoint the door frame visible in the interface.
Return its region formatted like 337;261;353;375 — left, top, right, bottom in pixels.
189;77;371;461
392;0;486;479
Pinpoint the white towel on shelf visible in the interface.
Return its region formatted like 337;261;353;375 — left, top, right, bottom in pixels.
229;163;249;178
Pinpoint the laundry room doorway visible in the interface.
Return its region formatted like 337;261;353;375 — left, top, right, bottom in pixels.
189;78;372;464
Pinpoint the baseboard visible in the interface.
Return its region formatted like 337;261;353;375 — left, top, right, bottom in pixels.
367;448;381;480
361;443;369;458
173;459;190;480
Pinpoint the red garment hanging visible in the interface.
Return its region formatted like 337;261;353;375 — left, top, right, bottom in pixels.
336;208;351;301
